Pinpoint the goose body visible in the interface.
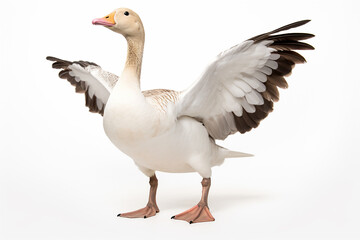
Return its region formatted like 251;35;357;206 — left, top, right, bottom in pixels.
47;8;314;223
104;68;226;176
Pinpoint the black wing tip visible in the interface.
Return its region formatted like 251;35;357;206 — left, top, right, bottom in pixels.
307;44;315;50
250;19;313;42
46;56;70;64
46;56;60;61
287;19;311;29
297;19;311;25
305;33;315;39
274;19;312;34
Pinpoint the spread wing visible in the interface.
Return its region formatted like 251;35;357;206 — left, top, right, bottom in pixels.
176;20;314;140
46;56;119;115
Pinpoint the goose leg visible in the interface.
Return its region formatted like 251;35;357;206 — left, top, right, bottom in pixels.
117;174;159;218
171;178;215;224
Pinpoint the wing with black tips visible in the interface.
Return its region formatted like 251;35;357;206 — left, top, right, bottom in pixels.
46;56;119;116
177;20;314;139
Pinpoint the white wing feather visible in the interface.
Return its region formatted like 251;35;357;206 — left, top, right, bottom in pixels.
176;40;276;139
69;64;114;108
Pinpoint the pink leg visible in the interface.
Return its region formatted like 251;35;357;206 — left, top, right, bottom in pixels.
172;178;215;224
118;174;159;218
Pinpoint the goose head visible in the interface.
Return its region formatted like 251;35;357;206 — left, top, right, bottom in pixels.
92;8;144;40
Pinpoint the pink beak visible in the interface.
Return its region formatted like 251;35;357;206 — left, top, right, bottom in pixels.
92;18;115;26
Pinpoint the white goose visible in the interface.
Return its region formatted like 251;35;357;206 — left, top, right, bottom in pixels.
47;8;314;224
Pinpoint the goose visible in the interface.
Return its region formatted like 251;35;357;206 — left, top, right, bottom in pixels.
47;8;314;224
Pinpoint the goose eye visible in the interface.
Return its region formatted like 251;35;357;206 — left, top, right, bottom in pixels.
124;11;129;16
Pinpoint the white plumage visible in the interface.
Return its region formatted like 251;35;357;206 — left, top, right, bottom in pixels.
47;8;313;223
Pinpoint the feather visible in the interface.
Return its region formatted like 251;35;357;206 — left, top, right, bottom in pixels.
253;71;267;82
267;73;288;89
263;82;280;102
233;105;243;117
269;53;280;60
233;80;252;93
245;91;264;105
260;66;272;75
257;99;274;113
239;98;255;113
251;107;268;121
266;33;315;42
47;56;118;116
224;82;246;98
233;113;252;134
256;83;266;92
250;20;311;43
278;51;307;64
270;41;315;51
274;57;294;76
265;60;278;69
242;110;259;128
241;75;262;90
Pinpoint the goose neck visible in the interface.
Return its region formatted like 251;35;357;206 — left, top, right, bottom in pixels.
124;36;144;81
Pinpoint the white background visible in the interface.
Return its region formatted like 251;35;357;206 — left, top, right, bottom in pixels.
1;0;360;239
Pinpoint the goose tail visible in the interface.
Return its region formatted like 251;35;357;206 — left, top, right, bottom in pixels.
225;150;254;158
219;147;254;159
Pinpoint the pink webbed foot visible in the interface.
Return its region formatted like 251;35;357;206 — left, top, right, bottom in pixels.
118;174;159;219
117;204;159;219
171;204;215;224
172;178;215;224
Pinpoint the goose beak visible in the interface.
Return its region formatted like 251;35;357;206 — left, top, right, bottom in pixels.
92;11;116;26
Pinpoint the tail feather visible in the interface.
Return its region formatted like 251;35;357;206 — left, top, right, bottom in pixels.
219;147;254;158
225;150;254;158
213;147;253;167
